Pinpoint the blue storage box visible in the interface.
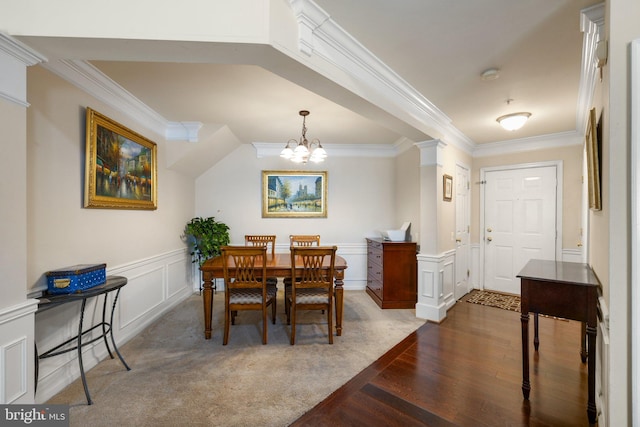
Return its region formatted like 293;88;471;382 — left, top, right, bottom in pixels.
46;264;107;294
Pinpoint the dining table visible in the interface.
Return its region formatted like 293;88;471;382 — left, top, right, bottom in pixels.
199;252;348;339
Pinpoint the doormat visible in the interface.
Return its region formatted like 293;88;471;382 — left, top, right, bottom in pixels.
465;289;520;312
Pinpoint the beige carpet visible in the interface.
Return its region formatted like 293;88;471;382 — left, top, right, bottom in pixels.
46;290;425;426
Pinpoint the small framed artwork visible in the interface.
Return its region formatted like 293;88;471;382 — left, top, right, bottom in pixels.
262;170;327;218
443;174;453;202
585;107;602;211
84;107;157;210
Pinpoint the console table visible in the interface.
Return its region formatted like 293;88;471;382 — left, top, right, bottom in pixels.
517;260;600;424
36;275;131;405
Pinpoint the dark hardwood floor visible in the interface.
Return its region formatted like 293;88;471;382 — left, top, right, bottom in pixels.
292;295;595;427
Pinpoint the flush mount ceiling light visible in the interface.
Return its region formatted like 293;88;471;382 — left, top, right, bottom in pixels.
496;112;531;131
280;110;327;164
481;68;500;81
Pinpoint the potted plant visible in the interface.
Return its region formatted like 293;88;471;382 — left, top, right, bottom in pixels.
184;217;230;265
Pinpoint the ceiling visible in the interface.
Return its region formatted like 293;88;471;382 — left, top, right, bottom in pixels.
19;0;599;159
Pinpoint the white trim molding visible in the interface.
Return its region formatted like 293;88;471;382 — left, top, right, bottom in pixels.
416;139;447;167
285;0;474;153
0;32;47;107
0;300;38;404
630;36;640;427
578;3;605;134
415;250;456;322
40;59;203;142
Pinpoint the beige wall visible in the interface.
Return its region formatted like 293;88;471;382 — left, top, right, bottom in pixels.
195;144;398;246
26;66;196;291
0;99;28;306
395;145;421;242
471;144;583;249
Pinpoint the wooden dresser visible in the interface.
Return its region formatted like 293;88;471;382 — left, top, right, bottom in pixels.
365;238;417;309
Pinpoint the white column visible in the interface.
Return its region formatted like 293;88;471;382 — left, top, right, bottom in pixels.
0;32;46;404
414;140;454;322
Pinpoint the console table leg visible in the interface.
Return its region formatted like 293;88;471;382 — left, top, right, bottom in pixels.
109;288;131;371
101;294;114;358
533;313;539;351
78;299;92;405
580;322;588;363
521;312;531;399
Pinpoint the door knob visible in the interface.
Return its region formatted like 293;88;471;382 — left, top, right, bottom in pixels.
456;238;462;243
487;227;492;232
487;236;493;242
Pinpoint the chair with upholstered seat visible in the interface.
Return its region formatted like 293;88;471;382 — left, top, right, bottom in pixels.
287;246;337;345
286;235;321;318
221;246;276;345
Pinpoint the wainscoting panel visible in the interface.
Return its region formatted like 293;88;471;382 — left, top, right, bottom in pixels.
442;256;455;310
34;249;193;404
2;337;27;403
0;300;37;404
118;266;165;329
421;270;436;299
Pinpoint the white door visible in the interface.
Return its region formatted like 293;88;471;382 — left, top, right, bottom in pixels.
455;163;470;300
483;166;557;294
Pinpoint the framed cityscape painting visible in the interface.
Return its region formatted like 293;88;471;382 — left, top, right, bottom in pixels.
84;107;158;210
262;170;327;218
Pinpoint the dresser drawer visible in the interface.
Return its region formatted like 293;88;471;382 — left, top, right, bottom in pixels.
367;261;382;283
367;241;383;265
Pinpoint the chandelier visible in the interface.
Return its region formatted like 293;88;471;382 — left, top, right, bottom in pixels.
280;110;327;163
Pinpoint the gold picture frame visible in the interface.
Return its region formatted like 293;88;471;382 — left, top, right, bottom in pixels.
585;108;601;211
262;170;327;218
443;174;453;202
84;107;158;210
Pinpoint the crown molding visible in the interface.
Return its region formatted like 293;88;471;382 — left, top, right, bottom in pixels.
0;32;46;106
577;3;605;134
40;59;202;142
472;130;583;158
252;141;400;158
287;0;475;152
0;32;47;66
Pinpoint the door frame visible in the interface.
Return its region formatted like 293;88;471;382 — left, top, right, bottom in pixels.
479;160;563;290
455;160;471;299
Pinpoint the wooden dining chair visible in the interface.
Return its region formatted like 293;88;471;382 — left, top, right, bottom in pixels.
221;246;276;345
287;246;337;345
289;234;320;247
244;235;278;287
286;235;321;318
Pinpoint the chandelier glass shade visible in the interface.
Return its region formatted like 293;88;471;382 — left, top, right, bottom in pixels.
280;110;326;163
496;112;531;131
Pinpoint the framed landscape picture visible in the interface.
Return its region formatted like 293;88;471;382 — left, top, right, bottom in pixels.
262;170;327;218
84;107;158;210
443;174;453;202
